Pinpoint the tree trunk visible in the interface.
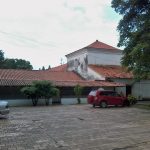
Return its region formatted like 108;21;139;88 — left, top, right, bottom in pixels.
32;98;38;106
77;97;81;104
45;98;49;106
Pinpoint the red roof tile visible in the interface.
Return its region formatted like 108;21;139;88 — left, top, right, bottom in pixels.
85;40;120;51
89;65;133;79
0;69;125;87
0;69;82;81
0;79;124;87
66;40;121;57
49;64;67;71
54;80;125;87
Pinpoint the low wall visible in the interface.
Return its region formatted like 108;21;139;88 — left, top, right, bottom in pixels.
61;98;87;105
4;98;87;107
5;99;52;107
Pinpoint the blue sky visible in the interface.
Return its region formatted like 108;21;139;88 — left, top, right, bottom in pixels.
0;0;121;69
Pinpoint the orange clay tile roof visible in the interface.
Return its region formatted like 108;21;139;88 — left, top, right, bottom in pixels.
0;69;125;87
54;80;125;87
49;64;67;71
85;40;120;51
0;69;82;81
66;40;121;57
89;65;133;79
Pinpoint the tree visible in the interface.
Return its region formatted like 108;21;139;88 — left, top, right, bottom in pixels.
0;50;33;69
0;50;5;68
48;65;51;69
21;86;38;106
111;0;150;79
0;50;4;62
42;66;45;70
15;59;33;70
21;81;60;106
3;59;33;70
74;84;83;104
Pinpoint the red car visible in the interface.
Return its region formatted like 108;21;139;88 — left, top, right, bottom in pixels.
87;90;129;108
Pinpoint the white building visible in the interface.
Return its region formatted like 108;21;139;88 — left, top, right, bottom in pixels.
66;40;150;100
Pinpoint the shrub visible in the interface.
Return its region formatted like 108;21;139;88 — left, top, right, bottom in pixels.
21;81;60;106
74;84;83;104
127;95;137;105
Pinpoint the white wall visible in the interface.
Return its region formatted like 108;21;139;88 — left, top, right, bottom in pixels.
6;99;52;107
132;80;150;100
67;49;88;78
6;98;87;106
112;78;150;100
88;49;122;66
61;98;87;105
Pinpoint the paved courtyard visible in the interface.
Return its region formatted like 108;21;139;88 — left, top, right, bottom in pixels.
1;105;150;150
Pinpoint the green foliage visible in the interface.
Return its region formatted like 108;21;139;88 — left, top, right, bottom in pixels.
127;94;137;105
33;81;53;98
74;84;83;104
0;50;33;69
0;50;4;62
0;50;5;68
51;88;60;97
111;0;150;79
21;86;38;106
42;66;45;70
21;81;60;106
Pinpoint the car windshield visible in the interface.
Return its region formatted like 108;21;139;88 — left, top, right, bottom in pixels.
89;90;97;96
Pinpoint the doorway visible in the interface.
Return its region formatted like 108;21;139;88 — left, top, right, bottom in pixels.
126;85;132;96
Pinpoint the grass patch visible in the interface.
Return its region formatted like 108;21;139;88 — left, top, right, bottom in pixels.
134;103;150;110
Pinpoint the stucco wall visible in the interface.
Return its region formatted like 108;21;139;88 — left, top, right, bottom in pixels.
61;98;87;105
67;49;88;71
88;49;122;66
112;78;150;100
5;99;52;107
5;98;87;107
132;80;150;100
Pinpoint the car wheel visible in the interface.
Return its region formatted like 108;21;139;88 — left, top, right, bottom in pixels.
100;101;107;108
123;100;130;107
93;103;95;108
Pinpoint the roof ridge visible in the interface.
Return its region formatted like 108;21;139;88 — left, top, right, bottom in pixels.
85;40;120;50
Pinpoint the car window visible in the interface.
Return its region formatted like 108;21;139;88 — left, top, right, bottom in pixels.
109;92;121;97
100;92;109;96
89;90;96;96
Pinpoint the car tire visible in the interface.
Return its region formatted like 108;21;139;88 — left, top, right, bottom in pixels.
100;101;107;108
93;103;95;108
122;100;130;107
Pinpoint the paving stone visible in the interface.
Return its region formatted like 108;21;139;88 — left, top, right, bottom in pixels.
1;105;150;149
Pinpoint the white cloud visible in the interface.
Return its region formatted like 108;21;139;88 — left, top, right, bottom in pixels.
0;0;121;69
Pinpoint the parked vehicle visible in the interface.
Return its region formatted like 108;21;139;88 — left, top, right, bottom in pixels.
87;90;130;108
0;101;9;117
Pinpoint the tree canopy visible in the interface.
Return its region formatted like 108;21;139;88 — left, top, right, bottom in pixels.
0;50;33;70
111;0;150;79
21;81;60;106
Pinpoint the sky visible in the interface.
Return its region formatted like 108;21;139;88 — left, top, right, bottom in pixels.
0;0;121;70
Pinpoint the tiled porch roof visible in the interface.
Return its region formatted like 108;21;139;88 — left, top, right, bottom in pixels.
0;79;125;87
89;65;133;79
0;69;125;87
49;64;67;71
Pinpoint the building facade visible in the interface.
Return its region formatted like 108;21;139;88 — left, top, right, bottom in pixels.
66;40;150;100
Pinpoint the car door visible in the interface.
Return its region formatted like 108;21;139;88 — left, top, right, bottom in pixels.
107;92;116;105
112;92;122;105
